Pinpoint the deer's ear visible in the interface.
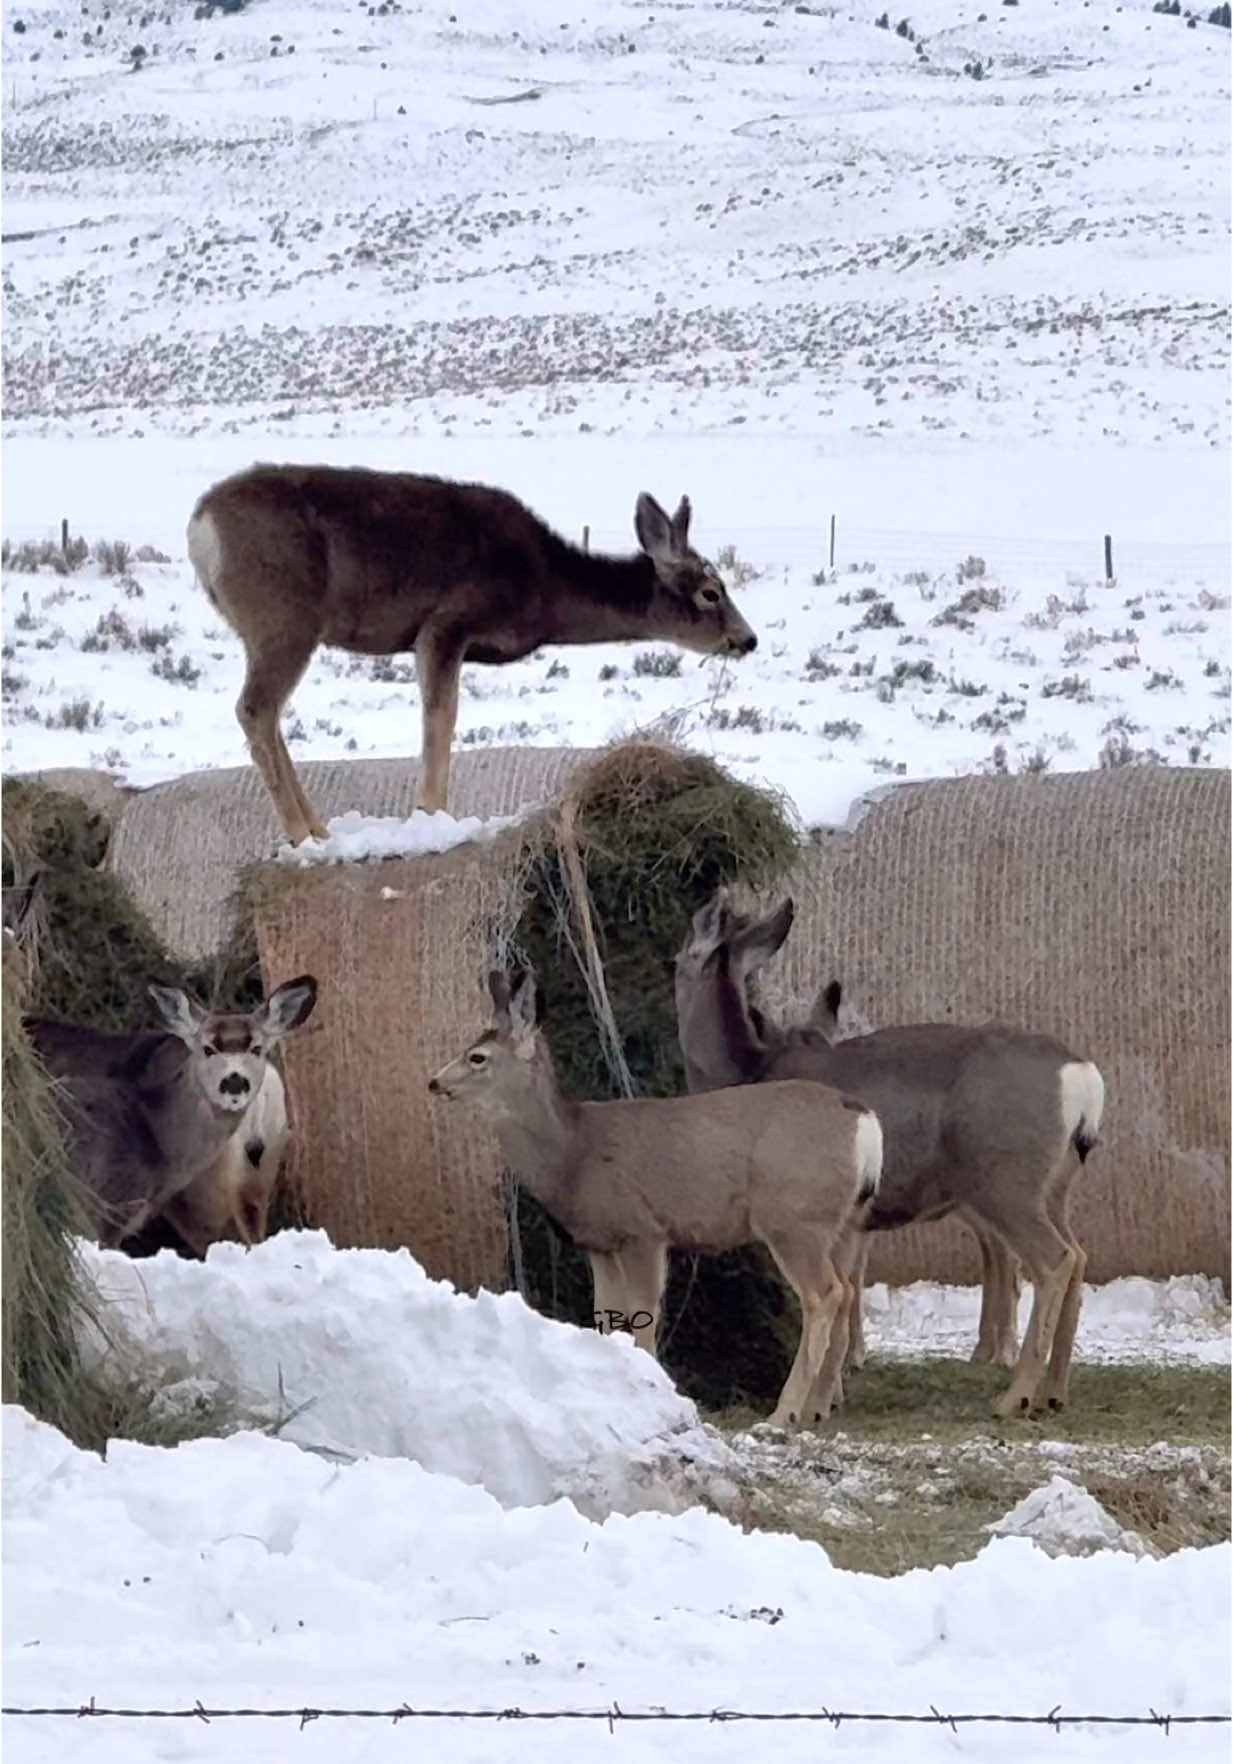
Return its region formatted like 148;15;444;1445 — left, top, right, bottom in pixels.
731;897;794;977
509;971;543;1034
670;494;692;548
487;970;512;1017
148;983;206;1042
634;492;676;560
687;889;729;953
260;975;318;1039
808;979;843;1034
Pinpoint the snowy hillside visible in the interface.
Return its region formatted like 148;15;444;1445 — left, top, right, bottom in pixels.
3;0;1229;820
1;2;1229;1753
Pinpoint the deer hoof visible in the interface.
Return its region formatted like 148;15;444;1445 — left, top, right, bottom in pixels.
992;1390;1032;1419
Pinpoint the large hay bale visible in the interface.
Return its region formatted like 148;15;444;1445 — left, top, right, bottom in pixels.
109;751;594;961
1;776;256;1031
749;767;1231;1288
249;836;529;1293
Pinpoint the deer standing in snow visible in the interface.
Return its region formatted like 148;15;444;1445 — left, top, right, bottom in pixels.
429;970;883;1428
187;465;757;844
674;893;1105;1418
26;978;317;1248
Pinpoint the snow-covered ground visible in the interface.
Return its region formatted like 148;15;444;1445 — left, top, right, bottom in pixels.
3;0;1229;825
2;0;1229;1751
6;1404;1228;1764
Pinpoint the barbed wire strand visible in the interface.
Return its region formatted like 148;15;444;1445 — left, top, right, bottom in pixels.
3;1700;1229;1731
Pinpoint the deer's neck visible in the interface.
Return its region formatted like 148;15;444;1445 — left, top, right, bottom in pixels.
677;957;774;1094
541;541;665;646
489;1066;585;1221
144;1069;246;1184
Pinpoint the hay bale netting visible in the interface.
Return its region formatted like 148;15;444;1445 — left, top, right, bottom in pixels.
248;835;530;1293
109;751;596;962
748;766;1232;1289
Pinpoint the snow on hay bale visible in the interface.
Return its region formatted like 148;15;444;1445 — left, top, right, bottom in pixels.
754;764;1231;1290
107;750;594;962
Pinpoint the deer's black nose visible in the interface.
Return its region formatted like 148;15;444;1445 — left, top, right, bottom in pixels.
740;632;757;654
220;1071;250;1098
428;1076;441;1094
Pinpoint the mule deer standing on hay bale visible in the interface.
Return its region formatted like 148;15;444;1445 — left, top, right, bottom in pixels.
674;893;1106;1418
187;465;758;844
429;970;883;1428
25;978;317;1249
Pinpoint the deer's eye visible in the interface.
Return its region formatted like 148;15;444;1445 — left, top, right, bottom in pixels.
698;585;721;605
202;1045;219;1059
467;1049;488;1067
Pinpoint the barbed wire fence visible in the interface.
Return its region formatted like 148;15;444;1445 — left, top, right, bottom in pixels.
3;1700;1230;1734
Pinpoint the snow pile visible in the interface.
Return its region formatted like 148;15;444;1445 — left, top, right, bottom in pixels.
76;1231;734;1519
274;806;535;866
4;1406;1230;1764
862;1274;1231;1367
986;1475;1150;1560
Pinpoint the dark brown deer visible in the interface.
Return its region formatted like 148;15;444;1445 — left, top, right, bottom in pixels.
674;893;1106;1418
429;970;882;1428
25;977;317;1248
187;465;758;843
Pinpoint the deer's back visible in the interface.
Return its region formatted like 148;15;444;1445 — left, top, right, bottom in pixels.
775;1022;1084;1197
575;1080;867;1253
194;464;568;658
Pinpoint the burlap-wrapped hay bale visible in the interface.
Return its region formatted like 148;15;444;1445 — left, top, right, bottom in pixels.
248;834;530;1293
108;750;596;962
748;766;1231;1288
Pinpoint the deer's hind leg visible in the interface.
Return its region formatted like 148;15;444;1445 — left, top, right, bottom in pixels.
415;630;467;814
843;1234;870;1372
237;633;328;844
968;1212;1021;1369
800;1227;865;1423
978;1179;1081;1418
764;1231;846;1428
1038;1161;1087;1411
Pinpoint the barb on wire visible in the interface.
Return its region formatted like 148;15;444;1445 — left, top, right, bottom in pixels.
5;1701;1230;1729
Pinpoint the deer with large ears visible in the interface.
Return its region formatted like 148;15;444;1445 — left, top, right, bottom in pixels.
429;969;884;1429
188;465;758;843
674;892;1106;1419
25;976;317;1249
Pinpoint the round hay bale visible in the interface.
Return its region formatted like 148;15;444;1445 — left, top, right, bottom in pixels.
110;750;595;962
747;766;1231;1288
248;833;530;1294
20;766;137;830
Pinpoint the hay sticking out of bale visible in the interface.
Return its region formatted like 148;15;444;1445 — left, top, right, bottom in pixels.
1;953;105;1441
2;776;263;1030
511;740;803;1409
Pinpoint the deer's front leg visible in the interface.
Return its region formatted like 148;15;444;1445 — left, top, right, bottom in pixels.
414;632;466;814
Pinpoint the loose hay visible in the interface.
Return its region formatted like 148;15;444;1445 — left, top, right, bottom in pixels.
510;740;804;1407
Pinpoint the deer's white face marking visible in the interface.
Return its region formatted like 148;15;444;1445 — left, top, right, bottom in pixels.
148;976;319;1119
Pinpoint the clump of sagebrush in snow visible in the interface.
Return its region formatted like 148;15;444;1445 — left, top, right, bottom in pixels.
632;648;683;678
1040;674;1092;702
1;536;90;575
856;596;902;630
804;648;842;680
150;651;201;686
48;697;103;732
934;582;1005;628
714;543;761;588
